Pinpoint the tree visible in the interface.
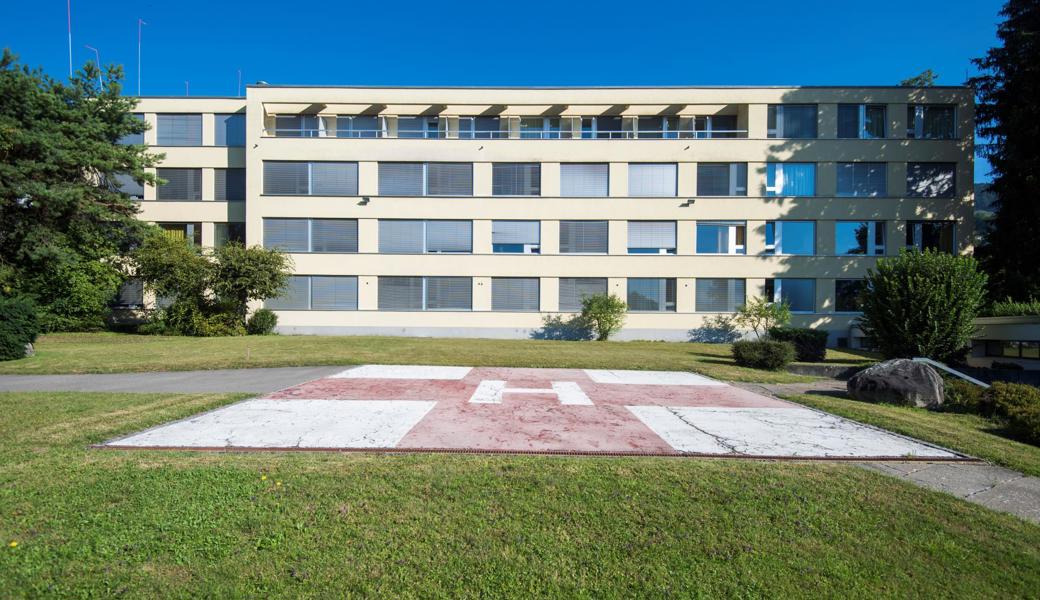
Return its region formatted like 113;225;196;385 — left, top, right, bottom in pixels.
968;1;1040;300
580;294;627;341
859;249;987;364
0;49;160;329
733;297;790;340
211;242;293;327
900;69;938;86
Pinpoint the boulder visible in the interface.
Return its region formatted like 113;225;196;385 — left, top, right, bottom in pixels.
23;342;34;358
847;359;944;409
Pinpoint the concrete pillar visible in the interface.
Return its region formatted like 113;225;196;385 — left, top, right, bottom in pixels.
608;220;627;255
818;104;837;139
677;220;696;255
473;162;493;196
817;162;837;198
542;162;560;196
817;219;836;256
143;167;157;201
748;162;768;197
143;113;158;145
201;168;215;201
746;104;768;139
541;221;560;254
202;113;215;146
677;277;696;312
358;219;379;253
890;104;908;139
358;162;378;196
472;276;492;311
609;163;627;197
888;162;907;198
816;279;832;313
888;220;906;256
745;220;768;255
201;222;215;248
358;276;378;310
609;277;626;301
678;162;696;197
472;220;493;254
541;277;559;312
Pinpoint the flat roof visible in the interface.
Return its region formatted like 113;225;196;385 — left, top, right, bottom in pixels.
243;84;970;90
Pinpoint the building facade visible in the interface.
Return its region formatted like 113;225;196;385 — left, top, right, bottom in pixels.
122;85;974;342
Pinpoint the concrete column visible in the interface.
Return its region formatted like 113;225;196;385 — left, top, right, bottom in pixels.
541;277;559;312
746;104;768;139
677;277;696;312
143;167;157;201
472;220;493;254
609;163;627;197
817;162;837;197
890;104;908;139
541;221;560;254
472;276;492;311
608;220;627;255
816;279;832;313
201;222;215;247
473;162;493;196
609;277;626;301
818;104;837;139
817;219;836;256
889;162;907;198
201;168;215;201
748;162;767;197
747;277;767;301
888;220;906;256
358;162;379;196
677;219;696;255
385;116;399;138
202;113;215;146
677;162;696;197
542;162;560;197
745;220;768;255
358;276;378;310
358;219;379;253
143;114;158;145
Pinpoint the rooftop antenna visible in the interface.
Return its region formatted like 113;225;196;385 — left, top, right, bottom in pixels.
137;19;147;96
84;45;101;88
66;0;73;78
185;80;189;96
237;68;242;97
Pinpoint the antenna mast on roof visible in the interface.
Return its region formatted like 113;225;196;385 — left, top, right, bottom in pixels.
66;0;73;78
137;19;147;96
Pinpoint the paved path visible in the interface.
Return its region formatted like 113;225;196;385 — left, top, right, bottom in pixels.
0;366;343;394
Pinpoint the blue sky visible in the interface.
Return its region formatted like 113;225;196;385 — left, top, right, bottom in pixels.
1;0;1004;181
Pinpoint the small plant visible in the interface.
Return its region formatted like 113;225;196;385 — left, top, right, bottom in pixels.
768;327;829;362
731;340;796;370
733;297;790;340
246;309;279;335
0;296;40;361
580;294;627;341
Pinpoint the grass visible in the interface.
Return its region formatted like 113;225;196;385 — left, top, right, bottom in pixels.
0;332;873;383
1;391;1038;597
789;392;1040;478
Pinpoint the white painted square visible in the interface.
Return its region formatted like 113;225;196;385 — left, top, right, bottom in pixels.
585;369;723;386
627;406;958;458
332;365;472;380
106;399;436;449
469;380;507;404
552;381;594;405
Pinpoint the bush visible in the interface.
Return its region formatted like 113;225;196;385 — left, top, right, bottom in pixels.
985;382;1040;445
580;294;627;341
532;314;593;341
985;298;1040;317
943;378;986;413
733;297;790;340
246;309;278;335
768;327;828;362
732;340;796;370
0;296;40;361
859;249;987;364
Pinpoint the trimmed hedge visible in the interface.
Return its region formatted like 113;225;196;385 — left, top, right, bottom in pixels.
0;296;40;361
732;340;796;371
985;382;1040;445
246;309;278;335
768;327;828;362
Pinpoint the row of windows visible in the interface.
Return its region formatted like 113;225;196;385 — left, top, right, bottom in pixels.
120;113;246;147
113;168;246;201
983;340;1040;360
262;218;956;256
263;276;866;314
258;161;957;199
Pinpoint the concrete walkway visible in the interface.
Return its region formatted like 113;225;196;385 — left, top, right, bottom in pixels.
0;366;343;394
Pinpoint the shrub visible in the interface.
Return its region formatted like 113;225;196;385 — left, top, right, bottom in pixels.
532;314;593;341
984;382;1040;445
580;294;627;341
859;249;987;364
985;298;1040;317
732;340;796;370
246;309;279;335
0;296;40;361
943;378;986;413
768;327;828;362
733;297;791;340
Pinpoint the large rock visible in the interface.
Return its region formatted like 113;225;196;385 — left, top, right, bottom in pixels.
847;359;944;409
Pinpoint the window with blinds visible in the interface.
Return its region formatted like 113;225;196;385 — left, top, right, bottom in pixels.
378;277;424;310
111;173;143;199
628;164;677;197
156;168;202;200
492;163;541;196
427;163;473;196
560;164;609;197
378;163;473;196
118;114;144;145
262;219;357;253
215;113;245;146
425;277;472;310
262;161;358;196
559;220;608;254
627;221;676;254
764;279;815;313
265;276;310;310
215;168;246;201
767;105;818;139
766;163;816;196
559;278;607;312
114;279;144;307
627;278;676;312
379;220;472;253
425;221;472;253
492;220;540;253
696;222;746;254
379;163;424;195
492;278;540;311
696;279;746;312
696;163;748;196
836;162;887;197
906;163;955;198
156;114;202;146
310;276;358;310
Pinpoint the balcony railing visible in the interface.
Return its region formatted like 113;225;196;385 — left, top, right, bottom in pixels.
262;128;748;139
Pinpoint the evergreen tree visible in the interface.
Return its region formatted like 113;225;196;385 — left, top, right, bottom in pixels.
900;69;938;86
969;1;1040;300
0;49;161;329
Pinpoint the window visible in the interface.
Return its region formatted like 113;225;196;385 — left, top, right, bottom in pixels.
835;221;885;255
559;278;607;311
263;219;358;253
560;163;609;196
578;116;625;139
766;163;816;196
519;117;561;139
215;113;245;146
458;116;503;139
156;168;202;200
636;116;679;139
767;105;818;138
907;163;955;198
907;105;956;139
628;278;676;312
215;168;245;201
628;221;676;254
984;340;1040;360
559;220;608;254
378;276;471;311
835;279;865;312
263;162;358;196
114;279;144;308
492;220;540;253
265;276;359;311
273;115;319;137
118;114;144;145
111;173;143;200
837;162;887;197
696;279;745;312
214;222;245;248
492;278;540;311
837;104;886;139
156;114;202;145
158;222;202;246
696;222;746;255
378;163;473;196
492;163;541;196
628;164;677;197
336;115;383;138
764;279;815;312
906;221;956;253
397;116;442;139
379;220;472;254
694;115;739;139
765;221;815;255
697;163;748;196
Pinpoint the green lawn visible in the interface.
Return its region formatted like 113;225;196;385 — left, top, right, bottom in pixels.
0;332;871;383
0;391;1038;597
789;393;1040;478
